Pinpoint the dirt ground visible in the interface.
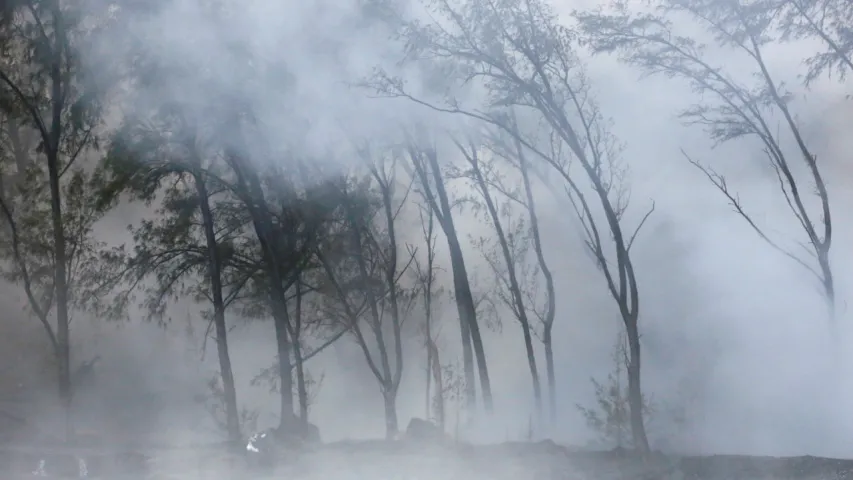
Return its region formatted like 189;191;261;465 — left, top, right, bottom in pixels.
4;439;853;479
153;440;853;480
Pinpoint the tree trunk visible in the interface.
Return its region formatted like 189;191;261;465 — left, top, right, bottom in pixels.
429;338;445;431
425;331;432;420
625;320;649;453
383;387;399;440
464;145;541;416
294;342;309;422
194;173;240;445
515;131;557;423
543;326;556;423
274;305;295;427
458;307;476;412
47;147;71;441
293;281;309;423
423;151;493;413
47;5;71;438
225;149;296;431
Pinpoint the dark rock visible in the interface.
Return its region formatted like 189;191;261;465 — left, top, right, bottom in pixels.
275;416;322;447
404;418;445;442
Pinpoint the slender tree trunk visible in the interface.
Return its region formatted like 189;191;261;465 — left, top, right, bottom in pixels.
458;307;476;412
429;338;445;431
47;3;71;439
463;144;541;416
226;149;296;431
274;304;295;427
383;387;399;439
377;180;405;400
292;281;309;423
425;327;432;420
543;327;556;422
48;148;71;441
625;320;648;452
423;151;493;413
514;132;557;422
194;173;241;445
294;345;308;422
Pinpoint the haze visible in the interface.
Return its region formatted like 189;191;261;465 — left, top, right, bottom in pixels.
0;0;850;465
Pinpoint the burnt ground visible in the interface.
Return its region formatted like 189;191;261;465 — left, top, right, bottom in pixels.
3;439;853;479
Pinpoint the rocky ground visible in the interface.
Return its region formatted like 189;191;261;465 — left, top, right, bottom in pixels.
5;438;853;479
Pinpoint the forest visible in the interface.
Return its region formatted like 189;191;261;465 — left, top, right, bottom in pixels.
0;0;849;461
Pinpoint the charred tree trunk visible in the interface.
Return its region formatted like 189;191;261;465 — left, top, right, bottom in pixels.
193;171;241;445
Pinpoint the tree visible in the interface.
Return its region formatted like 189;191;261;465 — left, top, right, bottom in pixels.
404;141;494;414
769;0;853;86
0;0;111;437
576;0;836;324
450;137;542;419
315;149;416;439
484;125;558;422
97;106;245;445
224;143;308;435
410;203;447;429
371;0;654;452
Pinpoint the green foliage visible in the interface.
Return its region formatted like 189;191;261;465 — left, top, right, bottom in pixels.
0;165;110;318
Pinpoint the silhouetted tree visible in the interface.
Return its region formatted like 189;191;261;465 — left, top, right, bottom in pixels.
371;0;654;451
404;141;494;414
576;0;836;324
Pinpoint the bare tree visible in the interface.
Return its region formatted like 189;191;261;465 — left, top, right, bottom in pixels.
769;0;853;86
410;204;447;428
370;0;654;451
449;137;542;419
316;149;415;439
576;0;835;323
404;141;494;414
489;126;558;422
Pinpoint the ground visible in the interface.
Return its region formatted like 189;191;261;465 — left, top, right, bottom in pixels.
153;440;853;480
4;439;853;478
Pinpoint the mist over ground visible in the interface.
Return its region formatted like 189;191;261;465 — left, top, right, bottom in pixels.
0;0;851;470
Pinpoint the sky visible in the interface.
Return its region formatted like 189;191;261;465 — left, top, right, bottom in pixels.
2;0;852;459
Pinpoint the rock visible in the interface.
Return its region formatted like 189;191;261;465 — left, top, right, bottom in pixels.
275;417;322;447
301;421;321;444
404;418;445;442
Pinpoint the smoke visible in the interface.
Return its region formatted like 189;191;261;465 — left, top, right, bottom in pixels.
5;0;849;460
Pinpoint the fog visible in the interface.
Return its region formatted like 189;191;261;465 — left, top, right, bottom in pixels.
2;0;851;465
